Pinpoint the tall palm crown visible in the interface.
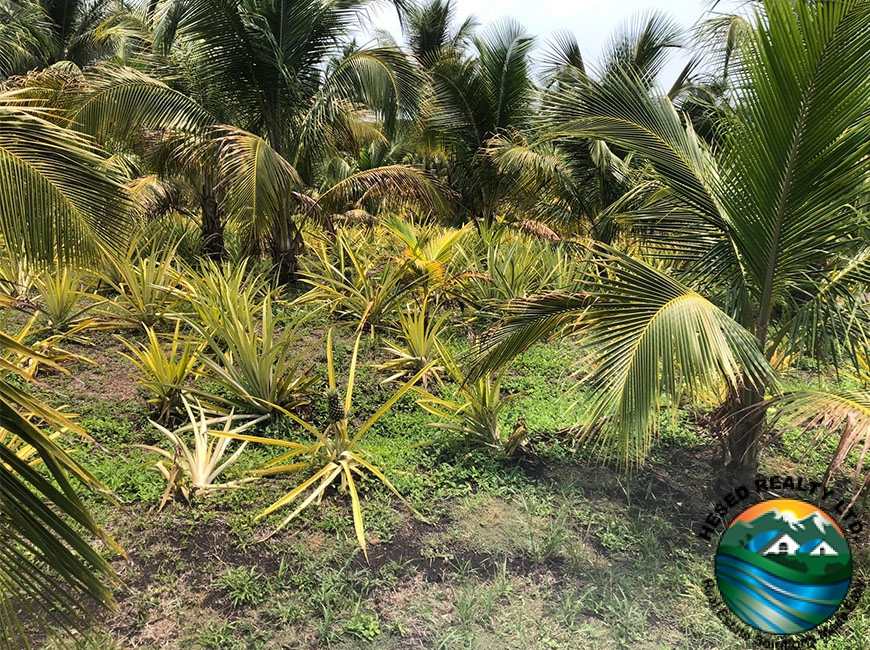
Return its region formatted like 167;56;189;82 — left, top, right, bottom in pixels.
157;0;413;162
418;12;535;224
0;0;117;76
399;0;476;69
490;11;686;240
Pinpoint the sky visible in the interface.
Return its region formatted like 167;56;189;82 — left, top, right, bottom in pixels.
361;0;730;87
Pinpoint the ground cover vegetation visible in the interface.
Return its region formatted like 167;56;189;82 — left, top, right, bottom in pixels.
1;0;869;647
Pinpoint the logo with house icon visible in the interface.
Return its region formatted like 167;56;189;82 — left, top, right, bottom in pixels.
715;498;852;635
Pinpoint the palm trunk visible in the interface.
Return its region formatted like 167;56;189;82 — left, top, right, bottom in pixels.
271;209;303;284
722;301;773;483
201;184;225;261
724;384;766;484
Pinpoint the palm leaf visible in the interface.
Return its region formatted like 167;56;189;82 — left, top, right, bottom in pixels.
0;97;134;264
67;64;214;142
763;389;870;510
214;126;303;239
0;382;118;647
315;164;447;216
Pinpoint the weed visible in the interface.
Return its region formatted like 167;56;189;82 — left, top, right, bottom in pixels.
345;604;381;641
197;620;269;650
217;566;271;607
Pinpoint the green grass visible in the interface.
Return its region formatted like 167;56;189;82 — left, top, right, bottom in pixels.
29;327;869;650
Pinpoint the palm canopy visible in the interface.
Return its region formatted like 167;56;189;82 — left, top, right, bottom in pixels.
155;0;422;165
421;17;535;223
398;0;477;69
62;0;441;274
0;0;119;76
473;0;870;475
489;11;687;240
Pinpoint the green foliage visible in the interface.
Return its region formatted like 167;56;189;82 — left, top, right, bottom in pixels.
175;260;273;334
345;606;381;641
456;231;585;309
217;566;270;607
0;332;119;647
386;219;471;299
3;2;870;647
377;299;449;387
417;342;530;456
197;620;269;650
117;322;203;421
0;88;133;266
297;233;416;333
214;329;433;558
189;295;317;417
101;247;182;330
0;249;35;300
31;267;102;334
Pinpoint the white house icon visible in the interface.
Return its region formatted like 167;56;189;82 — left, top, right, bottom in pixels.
762;533;800;556
760;533;839;557
809;541;838;556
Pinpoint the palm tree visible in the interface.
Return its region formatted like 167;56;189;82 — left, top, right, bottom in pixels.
0;0;120;77
68;0;444;279
398;0;477;70
488;11;686;241
472;0;870;483
420;15;536;225
0;89;126;647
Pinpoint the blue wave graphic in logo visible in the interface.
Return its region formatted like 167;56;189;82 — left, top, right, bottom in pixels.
715;551;851;634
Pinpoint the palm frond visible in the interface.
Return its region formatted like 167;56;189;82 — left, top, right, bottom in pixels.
316;164;447;216
0;97;134;264
715;0;870;341
1;343;118;647
598;10;683;87
764;388;870;510
468;291;591;380
68;64;214;141
214;126;303;239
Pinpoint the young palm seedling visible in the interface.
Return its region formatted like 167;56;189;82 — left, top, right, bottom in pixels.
216;329;433;558
141;395;269;509
416;341;530;456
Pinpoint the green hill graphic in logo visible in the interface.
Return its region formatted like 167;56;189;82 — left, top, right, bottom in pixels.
715;498;852;635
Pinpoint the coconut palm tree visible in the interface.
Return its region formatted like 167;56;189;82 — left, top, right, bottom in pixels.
471;0;870;483
488;11;686;241
420;16;536;225
0;0;121;77
398;0;477;70
69;0;444;278
0;89;126;648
